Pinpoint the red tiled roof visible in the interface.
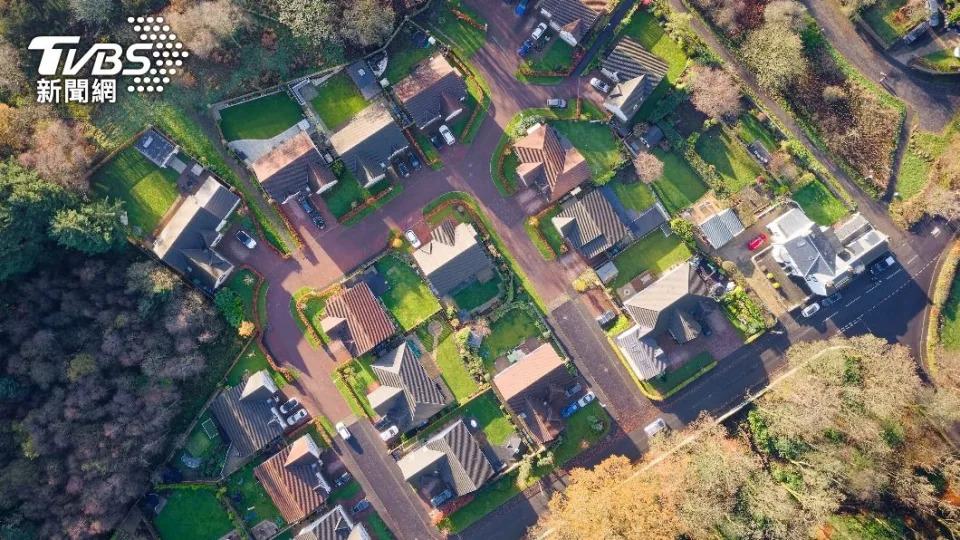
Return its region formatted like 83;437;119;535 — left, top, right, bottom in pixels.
254;435;328;524
513;124;590;201
324;283;396;356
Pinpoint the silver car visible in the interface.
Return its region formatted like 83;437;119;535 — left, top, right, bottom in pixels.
531;22;548;40
589;77;611;94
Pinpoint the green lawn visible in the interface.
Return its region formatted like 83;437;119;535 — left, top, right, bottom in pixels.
460;390;517;445
227;463;286;528
537;206;566;256
553;400;610;465
219;92;304;142
321;167;389;219
611;232;693;289
91;147;179;236
383;26;436;84
736;113;780;152
695;127;765;193
304;294;332;344
376;255;441;331
552;120;624;180
792;180;848;226
439;471;520;533
480;308;542;367
647;351;715;396
310;72;367;130
174;410;229;480
453;273;502;312
611;178;656;212
897;129;952;200
417;0;488;59
226;269;259;322
339;355;379;418
919;49;960;73
525;38;576;73
328;479;362;504
154;489;233;540
333;375;368;418
367;513;395;540
861;0;925;47
224;341;287;389
415;316;453;352
941;270;960;351
650;148;709;214
291;287;321;349
620;8;688;82
435;333;480;401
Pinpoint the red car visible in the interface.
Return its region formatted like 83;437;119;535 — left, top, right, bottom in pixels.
747;234;767;251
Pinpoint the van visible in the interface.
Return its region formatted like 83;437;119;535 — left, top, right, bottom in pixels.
644;418;668;438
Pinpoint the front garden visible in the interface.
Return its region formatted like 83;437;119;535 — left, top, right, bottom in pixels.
521;38;577;76
479;306;546;370
91;146;180;236
860;0;928;47
646;351;716;397
218;92;304;142
376;254;441;331
321;163;394;219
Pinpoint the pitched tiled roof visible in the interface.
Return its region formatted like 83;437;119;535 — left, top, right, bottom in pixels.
209;371;285;459
633;202;669;239
329;103;408;185
552;190;630;259
412;221;494;296
324;283;396;357
614;325;668;380
251;132;335;204
540;0;606;42
296;505;370;540
394;55;467;129
397;419;494;498
698;208;745;249
346;60;382;100
622;263;708;329
601;37;669;85
513;124;591;202
493;344;573;443
369;342;449;432
255;434;329;524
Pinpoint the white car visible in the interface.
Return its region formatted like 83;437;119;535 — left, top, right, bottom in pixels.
236;230;257;249
531;22;548;41
577;391;596;408
278;397;300;415
379;425;399;442
335;421;352;440
286;408;307;426
644;418;668;438
589;77;611;94
439;124;456;146
801;303;821;318
404;229;421;248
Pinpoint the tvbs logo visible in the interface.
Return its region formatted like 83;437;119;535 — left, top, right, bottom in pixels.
28;16;189;103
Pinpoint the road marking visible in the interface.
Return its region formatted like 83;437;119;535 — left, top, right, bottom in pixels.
823;314;835;323
844;296;861;307
906;255;918;265
865;284;880;293
887;268;902;280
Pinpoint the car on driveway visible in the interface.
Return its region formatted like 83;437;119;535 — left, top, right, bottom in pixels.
430;489;453;507
379;425;399;442
279;397;299;415
407;152;422;171
589;77;611;93
577;391;596;408
429;132;444;149
547;98;567;108
404;229;421;248
396;160;410;178
801;303;821;318
747;234;767;251
561;402;578;418
351;499;371;515
517;39;534;57
439;124;456;145
236;230;257;249
821;292;842;307
870;254;896;276
286;409;307;426
515;0;530;15
700;320;712;336
532;22;548;40
335;422;352;440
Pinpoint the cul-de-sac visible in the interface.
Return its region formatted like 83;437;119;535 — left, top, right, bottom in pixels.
1;0;960;538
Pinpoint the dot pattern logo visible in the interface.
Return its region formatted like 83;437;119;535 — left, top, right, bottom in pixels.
125;16;189;93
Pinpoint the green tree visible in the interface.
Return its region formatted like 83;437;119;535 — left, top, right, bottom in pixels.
214;288;244;327
669;217;695;246
50;199;125;254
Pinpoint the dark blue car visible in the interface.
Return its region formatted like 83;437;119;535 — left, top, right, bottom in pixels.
515;0;529;15
561;402;579;419
517;39;534;57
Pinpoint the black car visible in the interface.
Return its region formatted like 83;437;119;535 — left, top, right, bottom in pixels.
333;472;353;488
351;499;371;515
430;132;444;149
408;152;422;171
396;160;410;178
311;215;325;229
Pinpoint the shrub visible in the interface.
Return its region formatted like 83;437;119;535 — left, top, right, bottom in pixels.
214;289;244;328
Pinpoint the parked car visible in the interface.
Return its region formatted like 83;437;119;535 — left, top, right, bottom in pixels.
747;234;767;251
801;303;821;318
311;215;325;229
236;230;257;249
517;39;534;57
286;408;307;426
407;152;422;171
515;0;530;15
870;255;896;276
439;124;456;145
821;292;842;307
351;499;371;515
577;391;596;408
429;132;444;149
379;425;399;442
278;397;299;415
404;229;421;248
564;382;582;397
561;402;579;418
644;418;668;438
298;195;315;215
430;489;454;507
532;22;548;40
333;472;353;488
589;77;611;93
547;98;567;109
396;159;410;178
335;421;352;440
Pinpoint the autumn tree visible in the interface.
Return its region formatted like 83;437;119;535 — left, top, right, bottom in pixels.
277;0;340;47
763;0;808;32
0;37;25;96
687;65;741;119
919;183;960;221
741;22;807;90
164;0;247;58
933;136;960;189
17;120;94;191
341;0;395;47
632;151;664;183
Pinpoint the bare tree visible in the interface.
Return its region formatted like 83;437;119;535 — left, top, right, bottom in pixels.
68;0;116;24
164;0;247;58
17;120;94;191
688;65;741;119
763;0;808;32
921;183;960;221
633;151;664;183
741;23;807;90
341;0;395;47
0;38;25;95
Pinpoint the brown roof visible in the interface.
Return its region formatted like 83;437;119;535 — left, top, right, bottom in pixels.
513;124;590;202
250;132;334;203
493;344;574;443
323;283;396;356
254;434;329;524
394;55;468;129
540;0;606;42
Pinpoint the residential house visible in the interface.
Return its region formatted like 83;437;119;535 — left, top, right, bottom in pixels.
615;263;714;380
346;60;382;101
600;37;669;122
412;220;495;298
134;128;178;167
768;208;888;297
638;126;663;149
329;103;409;188
296;505;370;540
320;283;397;357
366;341;451;433
492;344;575;445
394;55;468;131
538;0;606;45
151;172;240;292
250;131;338;204
698;208;745;250
210;370;287;459
552;189;630;260
397;419;495;504
513;123;591;204
255;434;330;524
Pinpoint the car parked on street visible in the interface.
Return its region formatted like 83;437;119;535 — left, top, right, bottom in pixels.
870;255;896;276
747;234;767;251
335;422;352;440
547;98;567;108
589;77;611;93
278;397;299;415
517;39;534;57
821;292;842;307
644;418;668;438
404;229;421;248
396;159;410;178
351;499;371;515
236;230;257;249
439;124;456;145
407;152;422;171
532;22;548;40
286;409;307;426
801;303;821;318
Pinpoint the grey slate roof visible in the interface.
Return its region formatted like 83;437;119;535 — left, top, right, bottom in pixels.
698;209;745;249
633;202;669;239
394;55;467;130
552;190;630;259
783;230;839;277
329;103;408;186
134;128;177;167
614;326;668;380
251;132;335;204
622;262;710;331
297;505;369;540
412;221;494;296
425;420;495;496
210;371;285;459
605;75;651;122
346;61;382;100
540;0;605;42
602;37;669;85
369;342;449;432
